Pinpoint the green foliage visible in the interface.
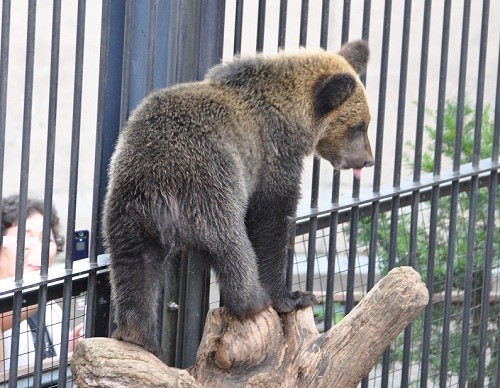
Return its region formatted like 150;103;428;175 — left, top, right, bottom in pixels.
357;97;500;386
313;302;345;328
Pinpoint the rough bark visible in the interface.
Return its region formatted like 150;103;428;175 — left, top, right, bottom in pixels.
71;266;428;387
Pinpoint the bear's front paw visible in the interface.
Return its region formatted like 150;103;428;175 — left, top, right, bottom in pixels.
272;290;319;313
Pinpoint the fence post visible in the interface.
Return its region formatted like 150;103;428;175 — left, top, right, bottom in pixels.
93;0;225;368
89;0;126;339
160;0;226;369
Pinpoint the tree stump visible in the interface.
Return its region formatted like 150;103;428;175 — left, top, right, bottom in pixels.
71;266;429;387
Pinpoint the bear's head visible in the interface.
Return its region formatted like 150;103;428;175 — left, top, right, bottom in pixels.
313;40;374;180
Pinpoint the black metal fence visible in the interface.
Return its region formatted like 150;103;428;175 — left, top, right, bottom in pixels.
0;0;498;387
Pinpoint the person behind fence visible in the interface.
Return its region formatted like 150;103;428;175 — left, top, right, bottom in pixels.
0;195;84;372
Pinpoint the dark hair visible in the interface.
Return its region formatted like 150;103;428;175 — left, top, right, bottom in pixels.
1;195;65;253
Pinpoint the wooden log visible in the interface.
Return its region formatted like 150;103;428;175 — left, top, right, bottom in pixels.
71;266;428;387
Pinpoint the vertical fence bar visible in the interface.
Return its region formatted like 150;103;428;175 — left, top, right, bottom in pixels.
412;0;432;182
88;0;126;339
436;2;453;386
388;0;411;302
197;2;226;81
389;0;411;282
319;0;329;49
453;2;470;174
152;1;169;90
161;2;200;367
342;0;360;316
433;0;451;180
341;0;350;44
410;2;432;386
373;0;390;202
0;2;9;309
305;160;318;292
256;0;265;52
286;223;296;290
301;0;319;293
324;210;337;332
319;0;334;330
471;0;489;170
494;40;500;388
390;1;412;385
361;0;374;295
0;0;10;203
8;3;36;385
0;11;9;378
454;1;472;386
362;0;377;366
91;0;125;262
494;42;500;164
145;0;157;95
364;198;379;388
119;1;133;125
163;1;225;368
278;0;287;49
478;168;496;385
15;2;36;285
420;3;452;387
459;173;479;387
234;0;244;55
437;0;472;384
281;0;292;288
57;1;87;386
344;0;365;315
362;14;376;373
65;0;87;271
129;1;152;110
33;0;61;385
317;0;339;331
345;205;358;315
299;0;308;47
460;0;489;384
474;2;491;386
175;249;211;368
374;1;392;385
440;183;460;387
391;0;411;191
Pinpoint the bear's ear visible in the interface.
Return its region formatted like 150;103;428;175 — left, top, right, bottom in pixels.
313;73;357;118
338;40;369;75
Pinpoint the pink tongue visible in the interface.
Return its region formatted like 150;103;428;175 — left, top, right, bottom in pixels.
353;168;362;180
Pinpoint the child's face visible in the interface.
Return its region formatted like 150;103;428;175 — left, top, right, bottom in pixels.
0;212;58;278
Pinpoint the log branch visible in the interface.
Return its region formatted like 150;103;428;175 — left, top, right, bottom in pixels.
71;266;428;387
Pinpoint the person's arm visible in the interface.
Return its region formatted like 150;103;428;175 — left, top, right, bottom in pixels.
0;305;38;333
68;323;85;352
0;306;38;371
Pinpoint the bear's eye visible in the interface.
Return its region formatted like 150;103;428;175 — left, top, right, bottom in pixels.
347;122;365;138
346;122;365;141
352;122;365;133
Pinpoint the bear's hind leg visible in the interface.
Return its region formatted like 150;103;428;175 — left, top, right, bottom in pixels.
110;244;166;358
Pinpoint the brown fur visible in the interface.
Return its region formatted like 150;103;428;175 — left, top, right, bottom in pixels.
103;41;374;357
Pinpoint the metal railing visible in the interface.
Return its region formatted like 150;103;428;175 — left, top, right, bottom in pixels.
0;0;498;387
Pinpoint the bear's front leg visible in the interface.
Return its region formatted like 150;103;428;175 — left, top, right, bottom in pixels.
205;220;273;320
246;199;318;313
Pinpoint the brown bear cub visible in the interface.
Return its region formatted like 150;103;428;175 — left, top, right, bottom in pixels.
103;40;374;357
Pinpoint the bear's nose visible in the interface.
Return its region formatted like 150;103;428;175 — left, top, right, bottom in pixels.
364;159;375;168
